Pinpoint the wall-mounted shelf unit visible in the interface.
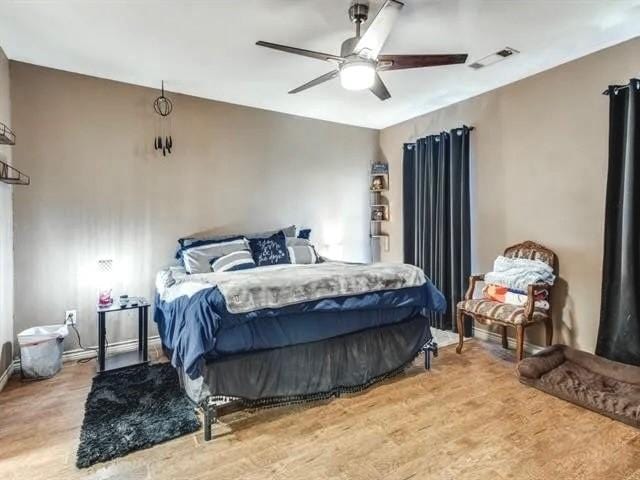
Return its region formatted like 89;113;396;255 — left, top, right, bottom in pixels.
0;121;30;185
0;122;15;145
370;163;390;258
0;160;30;185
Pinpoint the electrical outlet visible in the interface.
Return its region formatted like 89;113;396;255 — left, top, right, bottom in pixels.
65;309;77;326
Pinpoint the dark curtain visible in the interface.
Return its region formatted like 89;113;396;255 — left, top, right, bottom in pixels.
596;79;640;366
403;126;472;333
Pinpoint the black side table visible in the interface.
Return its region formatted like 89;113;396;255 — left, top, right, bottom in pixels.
96;299;149;374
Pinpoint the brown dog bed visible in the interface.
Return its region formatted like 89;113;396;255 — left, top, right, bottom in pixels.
518;345;640;428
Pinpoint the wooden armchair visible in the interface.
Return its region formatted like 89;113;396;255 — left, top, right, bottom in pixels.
455;241;556;361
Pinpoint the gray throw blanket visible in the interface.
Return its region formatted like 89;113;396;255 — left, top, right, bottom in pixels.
205;262;426;314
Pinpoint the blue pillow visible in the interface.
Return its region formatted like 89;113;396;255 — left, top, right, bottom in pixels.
249;231;291;267
175;235;245;260
298;228;312;240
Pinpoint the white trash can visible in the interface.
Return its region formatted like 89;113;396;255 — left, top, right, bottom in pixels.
18;325;69;379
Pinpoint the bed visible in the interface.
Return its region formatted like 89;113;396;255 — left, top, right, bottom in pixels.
155;253;445;440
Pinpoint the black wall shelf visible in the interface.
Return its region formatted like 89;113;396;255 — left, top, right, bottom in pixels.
0;160;30;185
0;122;15;145
0;121;30;185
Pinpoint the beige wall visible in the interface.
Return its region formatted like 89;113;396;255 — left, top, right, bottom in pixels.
9;36;639;358
11;62;378;353
380;36;640;351
0;46;13;386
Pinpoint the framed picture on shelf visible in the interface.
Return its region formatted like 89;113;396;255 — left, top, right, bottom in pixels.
371;205;389;222
370;175;386;191
371;163;389;175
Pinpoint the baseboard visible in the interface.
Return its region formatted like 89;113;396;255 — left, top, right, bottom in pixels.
473;328;544;355
11;335;162;375
6;328;539;378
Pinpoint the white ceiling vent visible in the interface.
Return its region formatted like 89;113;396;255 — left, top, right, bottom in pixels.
468;47;520;70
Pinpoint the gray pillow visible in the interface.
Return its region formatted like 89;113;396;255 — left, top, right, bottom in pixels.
182;238;249;274
248;225;296;239
286;237;312;247
287;245;320;264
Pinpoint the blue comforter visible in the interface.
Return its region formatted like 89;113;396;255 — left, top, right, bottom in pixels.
155;281;445;379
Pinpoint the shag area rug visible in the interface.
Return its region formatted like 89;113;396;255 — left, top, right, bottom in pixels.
76;363;200;468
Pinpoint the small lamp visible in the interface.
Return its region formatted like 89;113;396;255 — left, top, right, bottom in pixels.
97;259;114;308
322;223;345;260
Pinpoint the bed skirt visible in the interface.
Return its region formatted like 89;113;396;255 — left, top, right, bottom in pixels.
179;314;432;403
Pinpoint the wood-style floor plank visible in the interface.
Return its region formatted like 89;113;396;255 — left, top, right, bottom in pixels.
1;341;639;480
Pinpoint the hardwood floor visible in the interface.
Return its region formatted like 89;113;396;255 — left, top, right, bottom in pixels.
1;341;639;480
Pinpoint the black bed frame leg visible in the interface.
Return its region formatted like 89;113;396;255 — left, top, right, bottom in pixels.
423;339;438;370
202;401;217;441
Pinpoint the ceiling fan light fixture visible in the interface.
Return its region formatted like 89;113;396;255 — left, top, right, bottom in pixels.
256;0;468;100
340;61;375;91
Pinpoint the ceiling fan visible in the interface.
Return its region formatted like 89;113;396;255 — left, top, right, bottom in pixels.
256;0;468;100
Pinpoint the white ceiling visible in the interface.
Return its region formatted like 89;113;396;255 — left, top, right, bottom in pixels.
1;0;639;129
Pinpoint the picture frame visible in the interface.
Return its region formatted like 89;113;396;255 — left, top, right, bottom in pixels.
371;204;389;222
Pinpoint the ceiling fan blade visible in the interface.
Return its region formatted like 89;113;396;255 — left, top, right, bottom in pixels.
370;73;391;101
256;41;344;62
354;0;404;59
377;54;468;71
289;70;339;94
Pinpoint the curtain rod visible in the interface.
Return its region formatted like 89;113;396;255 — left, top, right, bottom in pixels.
602;78;640;95
406;125;474;145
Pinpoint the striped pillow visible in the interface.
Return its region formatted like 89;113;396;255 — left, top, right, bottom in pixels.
210;250;256;273
287;245;319;264
181;237;248;274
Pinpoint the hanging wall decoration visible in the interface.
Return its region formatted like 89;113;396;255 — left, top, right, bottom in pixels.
153;81;173;156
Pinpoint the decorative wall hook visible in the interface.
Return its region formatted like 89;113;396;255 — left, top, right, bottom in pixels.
153;81;174;156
